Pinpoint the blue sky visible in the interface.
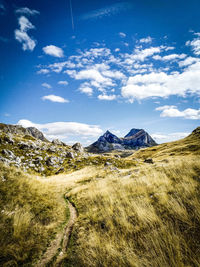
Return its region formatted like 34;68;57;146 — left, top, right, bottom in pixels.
0;0;200;145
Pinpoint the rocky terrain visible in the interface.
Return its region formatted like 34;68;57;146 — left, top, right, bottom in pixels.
87;128;157;152
0;123;132;176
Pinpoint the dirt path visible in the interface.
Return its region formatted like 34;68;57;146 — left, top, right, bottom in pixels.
35;198;77;267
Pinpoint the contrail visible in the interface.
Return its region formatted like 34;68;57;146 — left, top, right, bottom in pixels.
69;0;74;30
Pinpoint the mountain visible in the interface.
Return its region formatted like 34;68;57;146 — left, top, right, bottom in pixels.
0;123;48;142
87;128;157;152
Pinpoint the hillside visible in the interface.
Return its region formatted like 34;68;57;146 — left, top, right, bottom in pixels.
0;123;133;176
131;126;200;161
0;126;200;266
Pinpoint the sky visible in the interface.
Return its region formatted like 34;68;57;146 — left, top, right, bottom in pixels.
0;0;200;145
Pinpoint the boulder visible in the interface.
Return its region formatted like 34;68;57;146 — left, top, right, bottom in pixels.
4;134;14;145
46;156;60;167
144;158;154;164
18;141;30;150
72;143;84;153
2;149;15;159
66;152;74;159
52;139;63;146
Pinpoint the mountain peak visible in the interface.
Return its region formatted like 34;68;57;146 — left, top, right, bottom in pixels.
125;128;143;138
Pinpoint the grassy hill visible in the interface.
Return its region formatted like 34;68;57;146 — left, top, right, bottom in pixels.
0;127;200;266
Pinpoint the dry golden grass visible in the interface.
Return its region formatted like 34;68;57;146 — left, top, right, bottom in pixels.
1;127;200;266
64;156;200;267
0;163;66;266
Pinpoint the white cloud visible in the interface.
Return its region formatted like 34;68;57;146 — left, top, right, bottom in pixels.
43;45;64;58
14;16;36;51
119;32;126;38
153;53;186;61
42;95;69;103
186;36;200;55
67;68;114;88
58;81;68;86
15;7;40;16
37;69;50;74
139;36;152;43
17;119;103;140
178;56;200;67
155;105;200;120
79;83;93;96
115;48;120;52
42;82;52;89
121;61;200;101
80;2;132;20
98;94;117;101
152;132;189;143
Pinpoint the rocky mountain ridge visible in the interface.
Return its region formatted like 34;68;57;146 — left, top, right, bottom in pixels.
0;123;129;176
87;128;157;152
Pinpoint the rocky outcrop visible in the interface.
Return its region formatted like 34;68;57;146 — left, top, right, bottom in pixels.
87;128;157;152
0;123;48;142
72;143;84;153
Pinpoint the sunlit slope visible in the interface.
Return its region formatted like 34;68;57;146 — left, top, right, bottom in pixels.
0;164;66;266
131;126;200;160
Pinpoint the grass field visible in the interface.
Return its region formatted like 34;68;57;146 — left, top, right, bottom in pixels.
0;127;200;266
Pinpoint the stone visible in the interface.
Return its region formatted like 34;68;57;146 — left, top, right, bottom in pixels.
4;135;14;145
72;143;84;153
2;149;15;159
46;156;60;166
104;162;112;166
66;152;74;159
33;156;43;164
18;141;29;150
38;166;45;173
55;167;64;175
52;139;63;146
144;158;154;164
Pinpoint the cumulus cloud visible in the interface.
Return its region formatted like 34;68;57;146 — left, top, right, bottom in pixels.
43;45;64;58
58;81;68;86
153;53;186;61
42;94;69;103
17;119;103;141
37;33;200;103
155;105;200;120
98;94;117;101
14;16;36;51
152;132;189;143
186;36;200;55
42;82;52;89
37;69;50;74
79;83;93;96
139;36;152;43
15;7;40;16
122;61;200;101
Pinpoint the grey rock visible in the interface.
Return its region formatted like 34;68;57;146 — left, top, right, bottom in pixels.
38;166;45;173
55;167;64;174
18;141;29;150
66;152;74;159
4;135;14;144
52;139;63;146
0;156;11;164
46;156;60;166
47;146;57;153
2;149;15;159
144;158;154;164
72;143;84;153
104;162;112;166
